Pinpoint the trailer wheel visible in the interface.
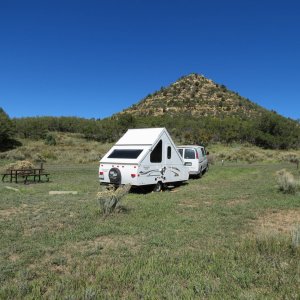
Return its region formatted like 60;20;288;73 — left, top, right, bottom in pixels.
153;181;163;192
108;168;121;185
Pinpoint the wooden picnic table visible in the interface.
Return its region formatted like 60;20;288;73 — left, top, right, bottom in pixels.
1;166;50;184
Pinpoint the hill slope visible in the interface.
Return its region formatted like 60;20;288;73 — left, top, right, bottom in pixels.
113;73;299;149
8;73;300;149
121;73;265;119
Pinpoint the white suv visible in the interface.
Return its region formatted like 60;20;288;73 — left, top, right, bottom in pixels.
177;145;209;178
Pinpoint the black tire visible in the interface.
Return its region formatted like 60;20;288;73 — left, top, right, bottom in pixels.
108;168;121;185
202;164;208;175
197;167;202;178
153;181;163;192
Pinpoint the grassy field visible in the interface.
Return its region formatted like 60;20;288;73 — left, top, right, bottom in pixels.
0;160;300;299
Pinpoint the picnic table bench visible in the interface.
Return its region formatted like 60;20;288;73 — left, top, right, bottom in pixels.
1;166;50;184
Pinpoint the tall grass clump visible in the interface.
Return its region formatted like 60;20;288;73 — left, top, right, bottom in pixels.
276;169;299;194
292;225;300;249
207;153;215;165
97;184;131;215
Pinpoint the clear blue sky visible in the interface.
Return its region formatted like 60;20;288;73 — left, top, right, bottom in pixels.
0;0;299;120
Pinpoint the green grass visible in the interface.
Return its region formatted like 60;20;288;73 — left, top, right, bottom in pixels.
1;162;300;299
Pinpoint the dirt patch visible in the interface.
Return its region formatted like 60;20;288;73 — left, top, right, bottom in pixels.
9;254;20;262
252;209;300;234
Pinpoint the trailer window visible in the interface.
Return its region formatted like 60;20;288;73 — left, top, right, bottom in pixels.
167;146;171;159
184;149;195;159
178;149;183;157
150;140;162;163
108;149;143;159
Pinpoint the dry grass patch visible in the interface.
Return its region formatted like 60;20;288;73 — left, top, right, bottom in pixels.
226;195;250;206
178;197;213;208
9;254;20;262
226;199;249;206
61;235;143;259
178;201;199;208
0;204;28;219
253;209;300;234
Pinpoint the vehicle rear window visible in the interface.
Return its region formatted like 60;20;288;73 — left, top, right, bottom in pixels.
108;149;143;159
184;149;195;159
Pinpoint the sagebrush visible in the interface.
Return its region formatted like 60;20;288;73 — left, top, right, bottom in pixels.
97;184;131;215
276;169;299;194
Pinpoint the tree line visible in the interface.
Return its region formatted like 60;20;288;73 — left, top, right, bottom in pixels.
1;107;299;150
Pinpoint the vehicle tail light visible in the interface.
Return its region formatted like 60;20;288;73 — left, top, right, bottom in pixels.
131;174;136;178
196;151;199;159
99;171;104;180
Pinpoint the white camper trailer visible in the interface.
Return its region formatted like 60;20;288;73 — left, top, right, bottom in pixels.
99;128;189;191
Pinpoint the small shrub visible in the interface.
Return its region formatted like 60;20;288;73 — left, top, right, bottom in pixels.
42;151;57;160
290;157;299;169
292;225;300;249
207;153;215;165
280;153;300;169
276;169;298;194
5;160;34;172
32;153;46;163
97;185;131;215
5;149;26;161
44;134;57;146
51;256;67;266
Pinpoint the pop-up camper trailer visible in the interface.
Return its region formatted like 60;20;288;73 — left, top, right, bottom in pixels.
99;128;189;191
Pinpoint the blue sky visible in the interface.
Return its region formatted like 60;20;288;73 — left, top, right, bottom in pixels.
0;0;299;120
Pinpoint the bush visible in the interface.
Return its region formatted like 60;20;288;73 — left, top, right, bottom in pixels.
276;169;299;194
0;107;15;150
4;149;26;161
207;153;215;165
44;134;57;146
32;153;46;163
97;185;131;215
292;225;300;249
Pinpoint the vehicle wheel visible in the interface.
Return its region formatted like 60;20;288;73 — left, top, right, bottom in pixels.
108;168;121;185
202;164;208;175
153;181;163;192
197;168;202;178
